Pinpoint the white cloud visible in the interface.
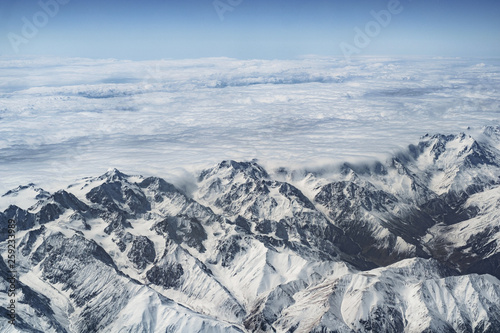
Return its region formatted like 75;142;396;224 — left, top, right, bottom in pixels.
0;56;499;204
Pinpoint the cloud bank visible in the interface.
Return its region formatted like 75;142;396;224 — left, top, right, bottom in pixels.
0;56;499;204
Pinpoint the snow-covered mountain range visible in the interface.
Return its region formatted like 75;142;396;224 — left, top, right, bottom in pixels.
1;126;500;332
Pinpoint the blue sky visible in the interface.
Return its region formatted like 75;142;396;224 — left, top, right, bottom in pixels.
0;0;499;60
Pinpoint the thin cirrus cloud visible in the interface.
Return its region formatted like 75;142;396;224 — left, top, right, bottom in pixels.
0;0;499;59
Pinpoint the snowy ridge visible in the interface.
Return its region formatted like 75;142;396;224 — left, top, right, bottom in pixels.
274;258;500;333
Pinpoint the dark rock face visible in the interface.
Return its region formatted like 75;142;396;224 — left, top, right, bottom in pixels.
139;177;181;196
234;215;252;233
23;233;136;332
0;267;66;333
147;263;184;289
86;181;150;215
20;225;46;256
36;203;63;225
358;306;405;333
127;235;156;270
51;190;90;212
0;205;36;235
278;183;315;210
214;180;272;216
314;181;416;265
315;181;398;215
274;222;288;240
31;233;116;271
468;253;500;278
102;211;131;234
215;235;248;267
255;219;272;234
154;215;208;253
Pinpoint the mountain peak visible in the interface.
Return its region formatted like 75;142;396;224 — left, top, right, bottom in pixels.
198;160;269;182
483;125;500;144
0;183;51;211
99;168;129;181
415;131;500;168
2;183;49;198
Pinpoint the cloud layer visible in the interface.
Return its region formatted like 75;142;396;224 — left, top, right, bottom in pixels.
0;56;499;201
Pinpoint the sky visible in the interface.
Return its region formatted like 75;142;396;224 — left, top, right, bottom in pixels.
0;0;499;60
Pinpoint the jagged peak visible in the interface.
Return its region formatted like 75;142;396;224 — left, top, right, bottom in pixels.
66;169;135;195
198;159;269;182
50;190;90;211
418;133;474;155
419;133;456;143
2;183;50;199
413;131;499;166
483;124;500;134
139;176;181;194
420;131;478;146
26;189;88;214
0;184;51;212
99;168;129;181
482;125;500;142
390;156;412;174
3;204;23;213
